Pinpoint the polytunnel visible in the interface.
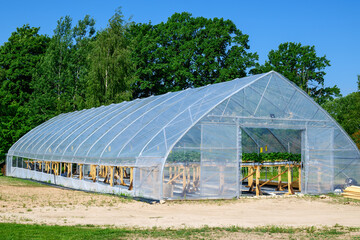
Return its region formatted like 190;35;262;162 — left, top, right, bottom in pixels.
6;71;360;200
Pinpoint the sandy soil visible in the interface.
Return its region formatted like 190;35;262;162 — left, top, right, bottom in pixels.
1;182;360;229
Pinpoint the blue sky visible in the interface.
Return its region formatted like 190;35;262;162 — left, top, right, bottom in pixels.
1;0;359;96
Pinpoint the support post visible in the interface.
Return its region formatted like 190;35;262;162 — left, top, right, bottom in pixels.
287;165;294;194
247;167;254;187
110;166;114;186
120;167;124;185
182;167;186;191
67;163;72;177
96;165;98;182
79;164;83;180
256;165;261;196
129;167;134;190
298;165;302;192
219;165;225;194
277;166;283;191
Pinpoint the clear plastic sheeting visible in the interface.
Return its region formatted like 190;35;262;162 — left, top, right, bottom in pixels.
6;71;360;200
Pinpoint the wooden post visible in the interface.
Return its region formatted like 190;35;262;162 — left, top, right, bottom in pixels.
197;166;200;181
219;165;225;194
99;165;102;178
182;167;186;191
96;165;99;182
256;165;261;196
67;163;71;177
247;167;254;187
298;165;302;192
110;166;114;186
79;164;83;180
287;165;294;194
172;166;175;182
129;167;133;189
277;166;283;191
120;167;124;185
187;167;191;188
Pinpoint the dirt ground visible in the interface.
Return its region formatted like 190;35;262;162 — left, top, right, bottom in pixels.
1;178;360;229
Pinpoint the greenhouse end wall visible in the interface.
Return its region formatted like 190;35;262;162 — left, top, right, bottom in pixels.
5;71;360;200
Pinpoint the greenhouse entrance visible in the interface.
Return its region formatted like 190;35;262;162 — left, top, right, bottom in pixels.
239;127;303;197
163;123;305;200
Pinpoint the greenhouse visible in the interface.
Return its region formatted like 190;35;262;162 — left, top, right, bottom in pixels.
6;71;360;200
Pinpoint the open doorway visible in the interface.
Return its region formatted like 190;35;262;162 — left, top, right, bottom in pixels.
239;127;303;196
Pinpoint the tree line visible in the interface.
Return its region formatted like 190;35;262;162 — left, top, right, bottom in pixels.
0;9;359;160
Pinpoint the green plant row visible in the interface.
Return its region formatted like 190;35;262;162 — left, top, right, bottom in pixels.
242;152;301;163
166;151;301;163
167;151;201;163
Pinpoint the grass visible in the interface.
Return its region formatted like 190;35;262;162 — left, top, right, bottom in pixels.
0;176;47;187
0;223;359;240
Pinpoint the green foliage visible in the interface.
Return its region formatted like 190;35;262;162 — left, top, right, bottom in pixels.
321;75;360;149
322;91;360;141
0;25;50;161
129;12;258;98
30;15;96;119
352;130;360;150
242;152;301;163
1;10;356;162
86;8;134;107
167;151;301;163
167;150;200;163
251;42;340;104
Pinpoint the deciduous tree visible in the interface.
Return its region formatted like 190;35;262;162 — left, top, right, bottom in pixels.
130;12;258;97
86;8;134;107
31;15;96;120
251;42;340;104
322;76;360;148
0;25;49;160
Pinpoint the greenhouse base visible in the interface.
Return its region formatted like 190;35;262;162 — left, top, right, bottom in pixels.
8;167;135;197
